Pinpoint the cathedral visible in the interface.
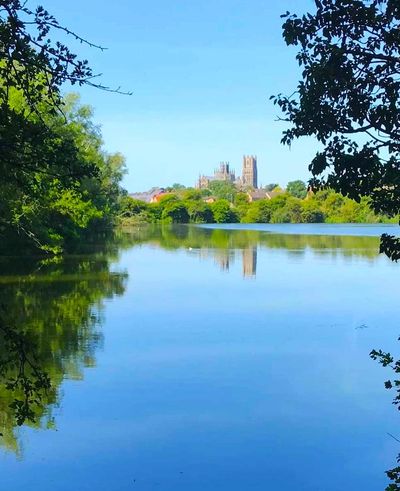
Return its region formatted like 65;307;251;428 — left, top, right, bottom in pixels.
241;155;257;188
197;155;258;189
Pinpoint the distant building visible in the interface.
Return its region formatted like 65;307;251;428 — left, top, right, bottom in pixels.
129;187;165;203
305;185;315;199
151;192;172;203
241;155;258;188
247;189;268;202
202;196;217;204
197;156;258;190
247;189;282;202
198;175;212;189
197;162;236;189
214;162;236;182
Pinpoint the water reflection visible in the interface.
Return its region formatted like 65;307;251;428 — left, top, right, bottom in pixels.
194;247;257;277
0;250;127;454
243;247;257;277
121;224;382;279
0;224;387;456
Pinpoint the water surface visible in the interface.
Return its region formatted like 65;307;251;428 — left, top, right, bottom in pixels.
1;224;399;490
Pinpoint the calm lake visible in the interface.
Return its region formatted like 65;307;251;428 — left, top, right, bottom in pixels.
1;223;400;490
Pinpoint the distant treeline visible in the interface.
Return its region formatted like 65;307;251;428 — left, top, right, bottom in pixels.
120;181;396;226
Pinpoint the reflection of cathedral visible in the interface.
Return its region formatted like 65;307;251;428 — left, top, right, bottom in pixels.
196;249;234;271
214;250;234;271
190;246;257;277
242;247;257;277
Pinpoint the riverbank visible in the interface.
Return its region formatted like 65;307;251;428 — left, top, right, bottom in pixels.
119;188;397;226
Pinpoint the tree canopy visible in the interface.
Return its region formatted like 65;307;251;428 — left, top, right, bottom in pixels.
208;180;237;202
0;1;128;254
120;187;393;226
0;92;127;254
0;1;127;109
273;0;400;260
287;180;307;199
274;2;400;487
265;183;279;191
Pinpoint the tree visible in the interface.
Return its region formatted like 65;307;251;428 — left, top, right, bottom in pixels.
234;192;251;220
274;2;400;487
273;0;400;260
157;194;179;207
119;197;148;217
270;197;304;223
186;201;214;223
0;92;126;254
265;183;279;191
302;200;325;223
0;2;128;253
266;193;290;212
0;1;127;172
287;180;307;199
169;183;186;191
209;181;237;202
147;204;162;222
371;345;400;491
161;202;189;223
211;199;239;223
235;192;250;207
242;200;272;223
0;1;127;107
182;189;203;201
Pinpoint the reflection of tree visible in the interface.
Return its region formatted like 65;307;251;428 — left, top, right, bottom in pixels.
121;224;381;261
0;253;127;454
0;321;54;454
0;225;383;454
118;224;381;281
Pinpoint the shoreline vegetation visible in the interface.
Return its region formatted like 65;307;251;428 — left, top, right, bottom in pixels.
0;91;127;256
0;2;129;258
119;182;398;228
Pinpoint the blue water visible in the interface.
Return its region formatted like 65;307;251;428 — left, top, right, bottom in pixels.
201;222;399;236
1;224;399;490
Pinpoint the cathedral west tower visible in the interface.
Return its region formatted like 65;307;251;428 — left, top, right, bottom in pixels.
242;155;258;188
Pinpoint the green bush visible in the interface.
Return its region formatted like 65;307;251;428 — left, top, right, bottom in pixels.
161;202;190;223
118;187;392;226
211;199;239;223
242;200;272;223
186;201;214;223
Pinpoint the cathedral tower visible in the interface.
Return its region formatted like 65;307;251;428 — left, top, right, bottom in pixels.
242;155;258;188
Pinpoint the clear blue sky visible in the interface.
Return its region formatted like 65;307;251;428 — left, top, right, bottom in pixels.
43;0;318;191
